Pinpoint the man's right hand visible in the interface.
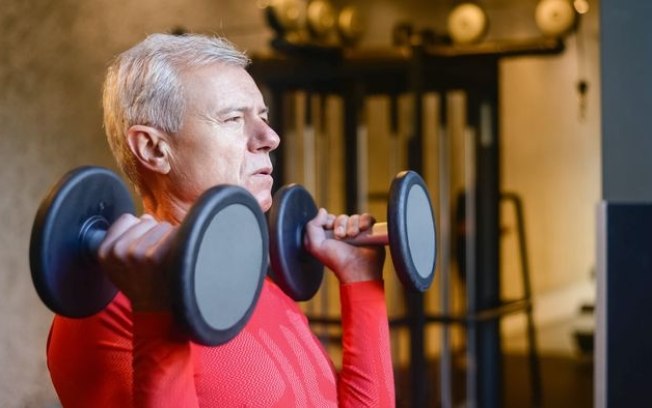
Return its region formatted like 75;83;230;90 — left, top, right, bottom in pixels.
97;214;177;312
303;208;386;285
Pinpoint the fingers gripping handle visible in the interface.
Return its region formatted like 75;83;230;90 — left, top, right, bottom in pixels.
324;222;389;246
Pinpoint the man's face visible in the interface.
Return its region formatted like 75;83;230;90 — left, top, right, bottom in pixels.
167;63;280;212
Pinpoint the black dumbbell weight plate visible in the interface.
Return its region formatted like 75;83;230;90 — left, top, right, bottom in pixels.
29;166;135;317
171;185;268;346
388;171;437;292
268;184;324;301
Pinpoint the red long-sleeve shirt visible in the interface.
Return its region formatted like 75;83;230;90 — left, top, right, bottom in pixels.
47;278;395;407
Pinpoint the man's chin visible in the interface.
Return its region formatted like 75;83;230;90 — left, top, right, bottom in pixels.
257;194;273;213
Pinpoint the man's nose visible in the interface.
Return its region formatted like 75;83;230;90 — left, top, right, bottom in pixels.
252;120;280;152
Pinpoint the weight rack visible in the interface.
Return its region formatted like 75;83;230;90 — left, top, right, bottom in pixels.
250;37;563;408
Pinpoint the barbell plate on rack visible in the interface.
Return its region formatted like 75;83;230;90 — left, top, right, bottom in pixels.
171;185;268;346
388;170;437;292
268;184;324;301
29;166;135;317
535;0;578;37
266;0;307;35
337;6;365;43
447;3;489;45
307;0;336;39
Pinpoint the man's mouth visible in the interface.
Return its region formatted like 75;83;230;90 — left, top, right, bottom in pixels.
253;167;273;176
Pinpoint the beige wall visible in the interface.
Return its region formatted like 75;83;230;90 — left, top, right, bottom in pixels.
0;0;600;406
0;1;271;406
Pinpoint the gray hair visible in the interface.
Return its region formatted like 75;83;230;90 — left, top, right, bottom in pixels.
102;33;251;191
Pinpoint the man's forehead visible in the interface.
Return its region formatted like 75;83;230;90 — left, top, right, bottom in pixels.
180;64;264;111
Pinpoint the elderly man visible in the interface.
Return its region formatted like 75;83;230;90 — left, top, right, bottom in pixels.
46;33;395;407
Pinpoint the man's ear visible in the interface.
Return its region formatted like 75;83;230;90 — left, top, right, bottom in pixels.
126;125;171;174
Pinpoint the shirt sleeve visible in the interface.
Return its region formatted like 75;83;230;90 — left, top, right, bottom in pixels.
337;280;396;407
47;293;199;408
131;312;199;408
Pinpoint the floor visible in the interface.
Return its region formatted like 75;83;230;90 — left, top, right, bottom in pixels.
395;353;593;408
394;316;595;407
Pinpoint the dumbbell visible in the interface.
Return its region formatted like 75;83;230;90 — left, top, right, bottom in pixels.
29;166;268;346
268;170;437;301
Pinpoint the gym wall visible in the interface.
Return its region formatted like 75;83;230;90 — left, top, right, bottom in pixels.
0;1;269;405
0;0;600;406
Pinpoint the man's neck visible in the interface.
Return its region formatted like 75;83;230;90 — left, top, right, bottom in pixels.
141;190;190;226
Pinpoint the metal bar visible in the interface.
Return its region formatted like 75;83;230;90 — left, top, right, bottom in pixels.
464;93;479;408
473;81;503;408
438;92;453;408
308;298;532;326
388;93;403;370
502;192;543;407
343;84;363;214
406;44;428;408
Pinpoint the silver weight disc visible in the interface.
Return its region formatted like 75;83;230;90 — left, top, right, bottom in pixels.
29;166;135;318
388;171;437;292
173;185;267;346
193;203;263;331
267;184;324;302
406;183;437;281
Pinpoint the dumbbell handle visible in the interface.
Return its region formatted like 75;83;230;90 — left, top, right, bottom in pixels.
324;222;389;246
80;216;110;258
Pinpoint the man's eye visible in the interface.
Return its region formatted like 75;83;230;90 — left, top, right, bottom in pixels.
225;116;243;123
